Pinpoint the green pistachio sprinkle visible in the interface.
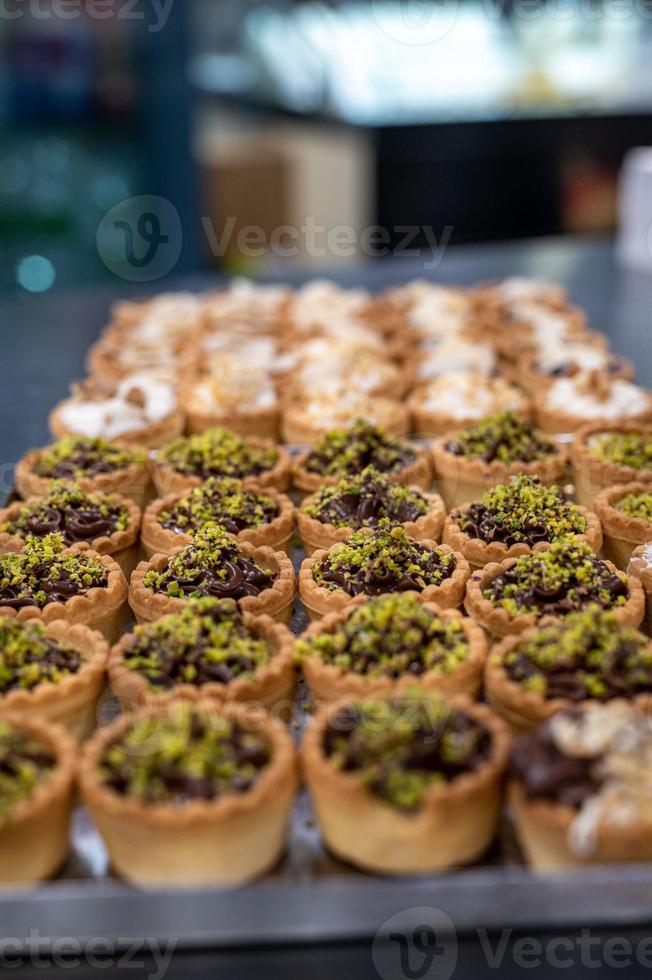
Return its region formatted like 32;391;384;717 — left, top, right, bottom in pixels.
445;411;557;464
589;432;652;470
324;694;489;810
303;419;415;477
158;428;277;479
1;482;130;540
158;477;279;535
502;607;652;700
123;598;269;688
295;593;469;677
0;720;54;821
457;475;586;543
305;466;427;528
34;436;145;478
97;703;270;804
313;521;455;594
482;539;627;618
0;619;81;693
0;534;108;609
616;491;652;523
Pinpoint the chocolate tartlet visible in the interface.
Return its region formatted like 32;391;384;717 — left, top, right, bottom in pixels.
0;617;108;740
110;597;294;712
432;412;566;509
0;484;141;576
151;427;291;495
595;482;652;570
299;523;470;620
292;420;431;495
572;423;652;508
129;526;295;624
0;534;128;642
142;477;294;558
510;702;652;869
0;714;76;884
444;475;601;567
296;592;486;702
15;436;150;508
486;608;652;732
302;693;509;873
465;538;644;637
80;701;297;885
298;466;444;555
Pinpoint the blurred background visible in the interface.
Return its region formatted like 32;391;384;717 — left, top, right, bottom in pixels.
1;0;652;294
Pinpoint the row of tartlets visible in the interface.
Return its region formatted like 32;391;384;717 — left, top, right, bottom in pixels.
4;405;652;884
42;277;652;446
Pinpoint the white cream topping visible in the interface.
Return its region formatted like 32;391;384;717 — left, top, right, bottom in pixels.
535;342;610;373
295;394;396;429
190;364;277;413
416;339;496;379
58;373;177;439
545;376;649;420
498;277;564;303
509;301;576;345
417;371;525;419
407;287;472;340
291;280;370;330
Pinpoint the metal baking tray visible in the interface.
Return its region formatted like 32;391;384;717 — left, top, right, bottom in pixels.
3;480;652;950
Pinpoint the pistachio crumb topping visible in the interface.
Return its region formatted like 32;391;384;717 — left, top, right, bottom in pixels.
296;593;469;677
324;694;490;810
158;428;278;480
589;432;652;470
158;477;279;537
0;534;108;610
456;475;586;546
2;482;130;545
34;436;145;479
98;703;270;804
143;526;276;602
444;411;557;464
313;521;455;597
502;607;652;701
303;419;415;477
616;491;652;524
123;597;269;688
483;539;627;618
0;618;82;693
0;720;54;821
305;466;427;529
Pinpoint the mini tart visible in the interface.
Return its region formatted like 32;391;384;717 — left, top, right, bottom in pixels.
296;592;486;703
443;475;602;568
129;526;295;625
485;608;652;733
85;337;198;383
627;544;652;637
302;693;510;873
431;412;567;510
509;702;652;870
0;713;76;884
179;373;279;441
0;485;141;578
79;700;297;886
292;420;432;496
0;535;129;644
297;467;444;556
109;598;294;714
48;374;185;450
281;396;410;445
518;348;634;395
572;423;652;509
141;479;294;559
464;539;644;638
408;371;530;437
15;436;151;509
535;371;652;435
151;428;291;496
595;482;652;570
0;619;108;741
299;524;470;621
